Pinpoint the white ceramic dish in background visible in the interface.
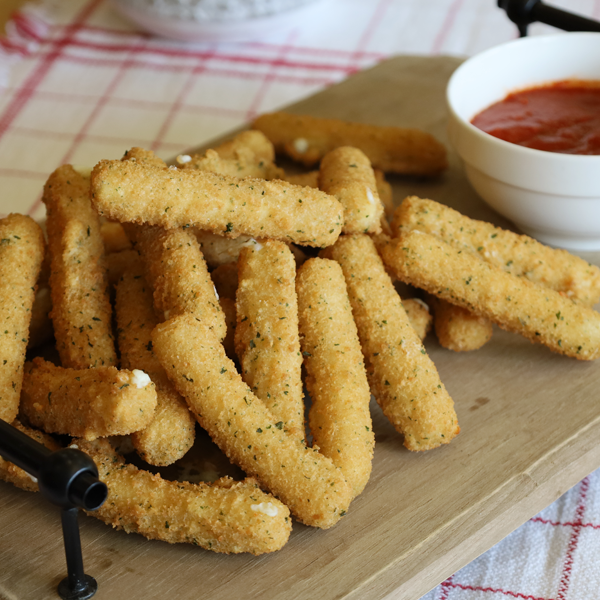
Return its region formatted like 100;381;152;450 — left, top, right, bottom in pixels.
110;0;326;43
447;33;600;251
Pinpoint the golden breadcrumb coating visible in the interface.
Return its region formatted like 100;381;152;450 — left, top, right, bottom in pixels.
90;159;344;248
322;234;459;451
252;112;447;175
193;230;265;268
425;294;493;352
43;165;116;368
181;148;284;181
0;214;45;422
401;298;433;341
100;221;132;254
392;196;600;306
116;267;195;466
235;241;304;441
212;130;276;162
376;232;600;361
129;224;226;341
296;258;374;497
318;146;384;235
21;358;157;440
77;438;291;555
152;314;353;529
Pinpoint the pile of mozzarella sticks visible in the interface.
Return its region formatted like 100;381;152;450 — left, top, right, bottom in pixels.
1;112;599;556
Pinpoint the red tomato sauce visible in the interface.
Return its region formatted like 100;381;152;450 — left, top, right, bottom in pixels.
471;81;600;155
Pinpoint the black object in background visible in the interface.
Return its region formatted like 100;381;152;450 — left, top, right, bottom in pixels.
498;0;600;36
0;419;107;599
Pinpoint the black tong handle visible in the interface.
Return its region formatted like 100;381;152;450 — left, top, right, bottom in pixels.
498;0;600;36
0;419;107;599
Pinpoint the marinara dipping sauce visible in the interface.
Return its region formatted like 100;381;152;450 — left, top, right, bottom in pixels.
471;81;600;155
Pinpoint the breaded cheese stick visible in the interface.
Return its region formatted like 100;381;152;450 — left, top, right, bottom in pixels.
122;146;167;168
318;146;384;235
252;112;448;175
402;298;432;342
194;230;264;268
282;168;393;215
100;221;132;254
21;358;157;439
425;294;493;352
296;258;374;497
43;165;116;368
116;268;195;466
91;160;344;248
212;130;276;162
152;314;353;529
0;420;60;492
180;148;285;181
392;196;600;306
376;232;600;360
130;225;226;340
0;214;45;422
76;438;291;555
322;234;459;451
235;241;304;441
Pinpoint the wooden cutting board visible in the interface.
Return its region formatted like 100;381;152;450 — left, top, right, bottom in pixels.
3;55;600;600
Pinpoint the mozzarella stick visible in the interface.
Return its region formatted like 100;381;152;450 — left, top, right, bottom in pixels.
180;148;285;181
425;294;493;352
100;221;132;254
392;196;600;305
212;130;276;162
20;358;157;439
0;215;45;422
116;267;195;466
296;258;374;496
129;225;226;340
194;230;264;268
322;234;459;451
152;314;353;529
402;298;433;341
91;160;344;247
252;112;448;175
235;241;304;441
376;232;600;360
76;438;291;555
43;165;116;368
0;420;60;492
318;147;384;235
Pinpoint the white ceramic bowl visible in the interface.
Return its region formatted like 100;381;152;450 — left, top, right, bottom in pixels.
447;33;600;251
110;0;324;43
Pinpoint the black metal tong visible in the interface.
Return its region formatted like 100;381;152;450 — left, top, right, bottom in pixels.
498;0;600;37
0;419;107;599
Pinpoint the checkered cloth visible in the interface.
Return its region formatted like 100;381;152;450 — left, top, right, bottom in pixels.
2;1;600;598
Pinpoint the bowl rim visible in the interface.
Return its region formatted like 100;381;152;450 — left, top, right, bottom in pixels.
446;32;600;164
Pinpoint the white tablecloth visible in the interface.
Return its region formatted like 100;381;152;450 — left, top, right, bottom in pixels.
2;1;600;598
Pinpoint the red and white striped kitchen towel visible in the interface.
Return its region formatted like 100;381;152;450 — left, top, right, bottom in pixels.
2;1;600;598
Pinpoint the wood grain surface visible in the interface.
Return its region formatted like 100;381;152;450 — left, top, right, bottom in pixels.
2;55;600;600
